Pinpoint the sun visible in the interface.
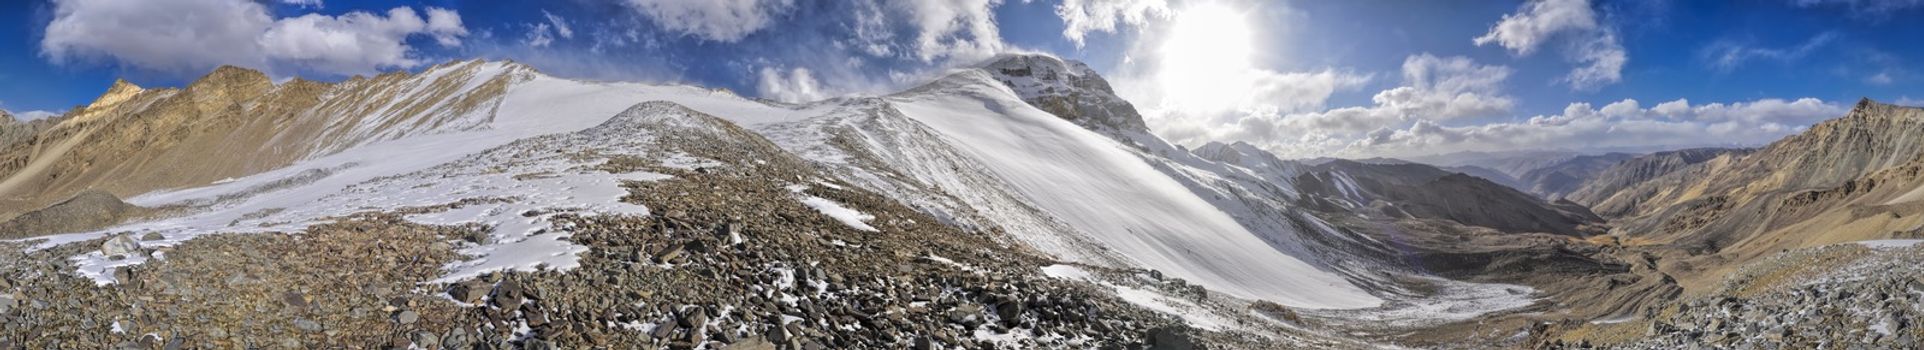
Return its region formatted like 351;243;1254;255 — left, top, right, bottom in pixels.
1158;3;1256;114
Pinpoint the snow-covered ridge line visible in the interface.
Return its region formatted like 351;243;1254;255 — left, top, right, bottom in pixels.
23;66;828;285
879;67;1380;308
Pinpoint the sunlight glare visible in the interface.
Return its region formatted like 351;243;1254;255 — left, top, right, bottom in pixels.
1158;3;1256;114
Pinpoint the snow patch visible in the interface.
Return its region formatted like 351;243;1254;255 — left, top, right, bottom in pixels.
1857;239;1924;249
788;184;878;232
25;69;829;285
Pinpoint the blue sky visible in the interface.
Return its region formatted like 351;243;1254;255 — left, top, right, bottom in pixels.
2;0;1921;158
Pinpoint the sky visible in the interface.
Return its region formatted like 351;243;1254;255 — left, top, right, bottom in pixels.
1;0;1922;159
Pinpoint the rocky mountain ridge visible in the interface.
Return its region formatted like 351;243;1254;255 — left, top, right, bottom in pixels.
0;60;533;222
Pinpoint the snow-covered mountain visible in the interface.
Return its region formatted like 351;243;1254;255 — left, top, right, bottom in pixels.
1;54;1557;348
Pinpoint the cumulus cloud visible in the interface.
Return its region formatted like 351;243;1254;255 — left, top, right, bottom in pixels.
41;0;275;74
622;0;796;42
1279;54;1512;135
756;67;828;103
1700;32;1837;72
260;7;470;75
1336;97;1847;158
893;0;1007;62
1055;0;1172;47
281;0;322;8
40;0;466;77
1137;54;1509;155
1474;0;1625;90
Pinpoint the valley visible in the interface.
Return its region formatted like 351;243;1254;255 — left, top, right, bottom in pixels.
1;55;1921;349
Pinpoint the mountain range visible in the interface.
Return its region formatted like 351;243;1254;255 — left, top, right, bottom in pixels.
2;55;1922;349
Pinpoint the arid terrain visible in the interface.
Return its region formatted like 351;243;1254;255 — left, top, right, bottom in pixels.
4;55;1923;350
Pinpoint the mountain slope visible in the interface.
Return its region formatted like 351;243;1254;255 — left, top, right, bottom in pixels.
758;59;1382;308
0;61;535;221
1565;147;1749;215
1295;160;1603;236
0;110;64;150
1599;99;1924;287
1513;152;1637;199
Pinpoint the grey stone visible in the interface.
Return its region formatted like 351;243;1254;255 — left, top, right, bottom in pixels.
101;234;142;259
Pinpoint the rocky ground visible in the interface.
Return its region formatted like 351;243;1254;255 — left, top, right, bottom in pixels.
1530;242;1924;349
0;105;1367;349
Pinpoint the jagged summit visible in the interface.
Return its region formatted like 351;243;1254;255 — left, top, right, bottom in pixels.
977;53;1149;133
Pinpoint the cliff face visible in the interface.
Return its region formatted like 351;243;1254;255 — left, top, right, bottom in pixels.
980;54;1149;134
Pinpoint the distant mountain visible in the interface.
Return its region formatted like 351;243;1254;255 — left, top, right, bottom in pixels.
1512;152;1638;199
1600;99;1924;268
1294;159;1603;236
1565;147;1750;215
0;109;65;151
0;61;535;221
1405;150;1583;177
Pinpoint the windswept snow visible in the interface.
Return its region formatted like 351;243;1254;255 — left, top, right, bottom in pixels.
785;183;880;232
1856;239;1924;249
888;70;1379;309
23;65;824;285
797;196;878;232
1040;264;1234;331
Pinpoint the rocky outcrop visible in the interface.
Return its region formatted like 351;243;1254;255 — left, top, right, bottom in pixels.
980;54;1149;134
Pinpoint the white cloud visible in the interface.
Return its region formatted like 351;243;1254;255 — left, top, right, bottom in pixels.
1055;0;1171;47
425;8;467;46
622;0;796;42
756;66;827;103
1474;0;1625;90
1701;32;1837;72
1135;54;1509;155
526;23;556;48
1866;72;1894;85
281;0;322;8
1896;97;1924;107
19;110;60;121
895;0;1007;62
543;11;575;39
260;7;469;75
40;0;467;77
1335;97;1847;158
42;0;275;74
1;107;61;122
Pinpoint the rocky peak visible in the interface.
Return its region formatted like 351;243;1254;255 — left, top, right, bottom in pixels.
84;79;146;112
1842;98;1923;123
978;54;1148;133
1194;141;1293;170
188;65;273;93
